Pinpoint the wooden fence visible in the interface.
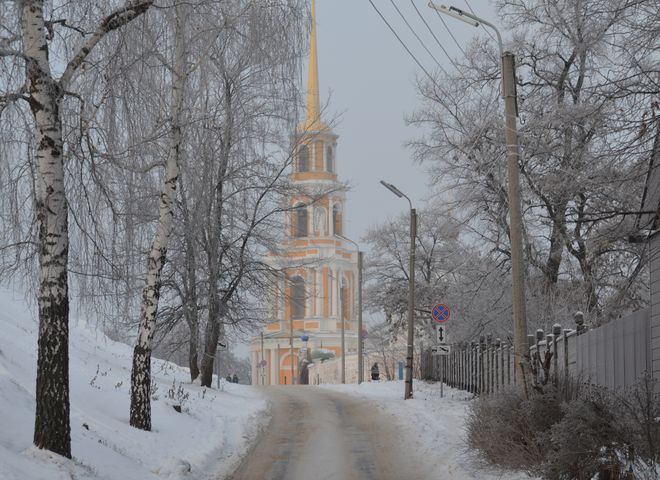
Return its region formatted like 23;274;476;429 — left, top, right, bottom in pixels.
421;307;651;394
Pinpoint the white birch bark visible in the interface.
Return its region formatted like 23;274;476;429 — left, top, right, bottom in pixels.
21;0;153;457
23;0;71;458
130;7;187;431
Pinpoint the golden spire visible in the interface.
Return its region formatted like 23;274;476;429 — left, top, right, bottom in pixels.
301;0;328;132
306;0;320;124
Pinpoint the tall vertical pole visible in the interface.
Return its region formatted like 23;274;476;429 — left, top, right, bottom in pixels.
404;208;417;399
260;332;265;385
340;286;345;384
357;252;364;384
502;52;529;386
290;304;294;385
277;343;281;385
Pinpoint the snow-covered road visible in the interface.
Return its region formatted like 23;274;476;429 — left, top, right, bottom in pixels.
228;386;428;480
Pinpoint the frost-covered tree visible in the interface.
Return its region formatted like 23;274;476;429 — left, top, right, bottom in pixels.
151;0;308;388
128;1;190;432
364;206;512;344
0;0;152;457
410;0;658;325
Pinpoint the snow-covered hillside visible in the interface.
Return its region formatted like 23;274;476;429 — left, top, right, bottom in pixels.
0;286;267;480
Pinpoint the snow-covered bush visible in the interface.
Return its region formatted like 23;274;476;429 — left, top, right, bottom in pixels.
467;374;660;479
466;381;576;474
543;384;625;479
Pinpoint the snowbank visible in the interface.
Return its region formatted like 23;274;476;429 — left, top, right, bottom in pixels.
321;380;535;480
0;286;267;480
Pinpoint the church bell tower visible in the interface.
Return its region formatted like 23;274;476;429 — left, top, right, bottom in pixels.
250;0;358;385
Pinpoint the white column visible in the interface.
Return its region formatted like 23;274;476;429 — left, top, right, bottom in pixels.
306;269;313;318
279;275;285;320
251;350;258;385
331;268;337;317
316;269;322;318
270;348;277;385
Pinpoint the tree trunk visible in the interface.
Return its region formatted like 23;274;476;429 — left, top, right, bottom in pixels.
199;81;233;388
545;203;567;285
199;224;222;388
23;0;72;458
199;302;224;387
130;9;186;430
179;179;200;382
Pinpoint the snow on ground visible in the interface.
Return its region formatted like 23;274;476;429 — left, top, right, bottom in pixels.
321;380;535;480
0;286;267;480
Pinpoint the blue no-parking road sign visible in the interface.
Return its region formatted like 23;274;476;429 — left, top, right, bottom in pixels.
432;304;451;324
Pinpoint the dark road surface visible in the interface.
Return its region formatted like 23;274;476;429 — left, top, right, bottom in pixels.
227;386;428;480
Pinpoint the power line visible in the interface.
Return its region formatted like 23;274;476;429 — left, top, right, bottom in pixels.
430;5;468;57
409;0;467;60
365;0;513;176
464;0;498;44
407;0;502;120
364;0;451;99
386;0;449;76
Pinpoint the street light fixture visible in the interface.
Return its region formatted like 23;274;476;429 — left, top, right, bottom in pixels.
428;4;479;28
430;2;529;386
337;234;364;384
380;180;416;400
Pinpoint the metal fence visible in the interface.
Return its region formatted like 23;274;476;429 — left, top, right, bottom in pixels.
421;307;651;394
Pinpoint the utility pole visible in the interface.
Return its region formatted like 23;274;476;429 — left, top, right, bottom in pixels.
502;52;529;385
429;3;529;387
340;286;346;384
357;251;364;384
405;208;417;399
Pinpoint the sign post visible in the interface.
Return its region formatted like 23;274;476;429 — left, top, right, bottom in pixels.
431;303;451;398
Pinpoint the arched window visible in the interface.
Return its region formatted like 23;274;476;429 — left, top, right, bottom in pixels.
294;204;308;237
326;146;334;172
291;276;305;319
298;145;309;172
332;204;342;236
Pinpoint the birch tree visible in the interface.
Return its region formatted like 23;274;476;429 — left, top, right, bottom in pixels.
129;2;189;431
0;0;152;457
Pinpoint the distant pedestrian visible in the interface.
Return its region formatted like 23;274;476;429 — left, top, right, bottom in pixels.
371;363;380;381
232;373;239;384
226;374;232;382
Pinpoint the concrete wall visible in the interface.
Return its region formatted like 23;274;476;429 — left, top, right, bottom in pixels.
574;308;650;389
308;353;383;384
651;232;660;381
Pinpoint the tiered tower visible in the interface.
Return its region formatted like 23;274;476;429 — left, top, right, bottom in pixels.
250;0;358;385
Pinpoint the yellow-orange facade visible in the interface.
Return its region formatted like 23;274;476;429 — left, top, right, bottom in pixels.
250;0;358;385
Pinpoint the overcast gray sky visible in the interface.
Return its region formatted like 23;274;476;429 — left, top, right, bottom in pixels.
312;0;496;242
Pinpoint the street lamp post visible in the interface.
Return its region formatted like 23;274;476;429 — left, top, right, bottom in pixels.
380;180;416;400
337;234;364;384
340;287;345;383
430;3;529;385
